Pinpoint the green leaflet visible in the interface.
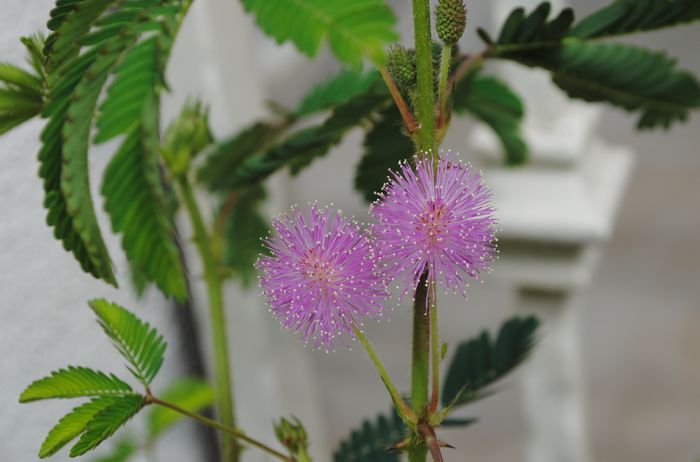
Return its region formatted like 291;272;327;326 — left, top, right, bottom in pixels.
101;101;188;302
90;299;167;386
570;0;700;38
333;412;404;462
39;397;120;458
242;0;399;69
297;68;380;115
441;316;539;409
354;105;415;203
453;72;527;165
19;367;134;403
147;378;214;438
70;395;145;457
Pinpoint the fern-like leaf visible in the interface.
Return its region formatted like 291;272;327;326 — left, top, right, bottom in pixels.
453;72;527;165
147;378;214;438
231;86;388;187
89;299;167;386
19;367;133;403
197;122;284;192
354;105;414;202
549;42;700;129
38;397;120;458
297;68;380;115
441;316;539;409
102;105;188;301
220;186;270;286
570;0;700;39
70;395;145;457
242;0;398;68
488;2;700;129
333;412;404;462
88;439;137;462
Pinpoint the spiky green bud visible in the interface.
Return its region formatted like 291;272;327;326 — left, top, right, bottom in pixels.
387;45;416;90
274;416;310;459
436;0;468;44
162;99;213;176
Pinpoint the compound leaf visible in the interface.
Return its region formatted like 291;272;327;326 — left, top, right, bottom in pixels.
242;0;398;69
333;412;404;462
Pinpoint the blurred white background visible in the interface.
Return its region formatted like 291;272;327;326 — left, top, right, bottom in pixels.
1;1;699;461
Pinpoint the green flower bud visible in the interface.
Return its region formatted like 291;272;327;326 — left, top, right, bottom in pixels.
162;99;213;176
274;416;310;460
436;0;468;44
387;45;416;90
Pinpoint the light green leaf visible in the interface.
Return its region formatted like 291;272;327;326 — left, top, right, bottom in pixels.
453;72;527;165
70;395;145;457
242;0;399;69
20;367;133;403
39;397;120;458
89;299;167;386
148;378;214;438
88;439;137;462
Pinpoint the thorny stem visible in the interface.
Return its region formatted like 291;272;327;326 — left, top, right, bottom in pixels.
412;0;436;152
429;282;440;414
379;66;418;134
353;324;417;425
436;43;453;130
411;275;431;462
178;178;239;462
148;396;292;462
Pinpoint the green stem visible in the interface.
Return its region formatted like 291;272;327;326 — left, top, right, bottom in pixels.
353;324;417;424
436;43;453;128
429;282;440;413
410;275;431;462
178;178;239;462
412;0;436;152
150;397;291;462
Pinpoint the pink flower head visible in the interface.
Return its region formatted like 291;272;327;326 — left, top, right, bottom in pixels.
371;154;497;299
256;204;389;351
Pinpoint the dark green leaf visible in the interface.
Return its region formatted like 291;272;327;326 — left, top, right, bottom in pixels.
570;0;700;39
333;412;404;462
442;316;539;409
221;186;270;286
453;72;527;165
297;68;380;115
230;85;388;188
197;122;283;192
70;395;145;456
89;299;167;386
102;108;188;302
241;0;399;69
20;367;133;403
354;105;414;202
